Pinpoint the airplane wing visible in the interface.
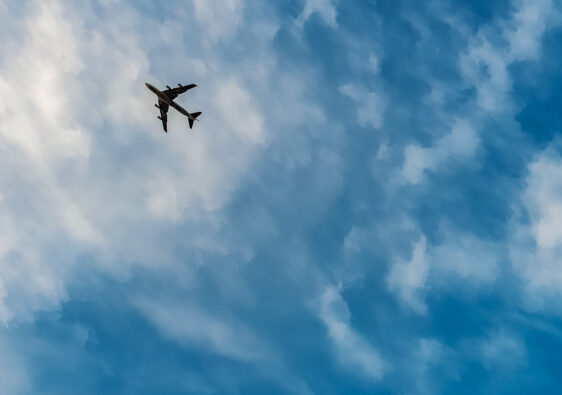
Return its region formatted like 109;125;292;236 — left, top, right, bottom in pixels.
162;84;197;100
158;99;169;132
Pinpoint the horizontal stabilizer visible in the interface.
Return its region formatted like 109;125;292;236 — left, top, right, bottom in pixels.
188;112;202;129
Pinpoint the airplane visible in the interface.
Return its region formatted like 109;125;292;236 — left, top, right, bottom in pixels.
145;82;201;133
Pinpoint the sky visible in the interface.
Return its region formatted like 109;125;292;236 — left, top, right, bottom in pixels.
2;0;562;393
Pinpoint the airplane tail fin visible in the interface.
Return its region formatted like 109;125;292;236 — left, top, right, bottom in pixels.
188;112;202;129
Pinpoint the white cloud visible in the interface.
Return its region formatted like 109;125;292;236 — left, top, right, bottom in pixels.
340;83;386;130
296;0;339;27
460;38;512;113
386;227;501;313
505;0;560;62
431;230;500;284
134;296;264;361
0;0;97;323
2;0;558;389
510;147;562;310
400;0;561;187
192;0;244;42
318;286;385;381
459;0;560;113
402;118;479;184
0;8;350;393
0;0;272;324
479;330;527;370
387;237;428;314
524;155;562;248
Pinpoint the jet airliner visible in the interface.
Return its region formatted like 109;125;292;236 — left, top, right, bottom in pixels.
145;82;201;132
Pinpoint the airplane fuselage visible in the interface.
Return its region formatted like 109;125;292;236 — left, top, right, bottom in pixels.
145;83;194;120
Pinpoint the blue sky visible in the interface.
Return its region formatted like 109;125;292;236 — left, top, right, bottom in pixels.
2;0;562;393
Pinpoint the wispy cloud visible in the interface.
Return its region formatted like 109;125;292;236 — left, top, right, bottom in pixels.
2;0;562;393
134;296;265;361
296;0;339;28
317;286;385;381
401;118;479;184
387;237;428;314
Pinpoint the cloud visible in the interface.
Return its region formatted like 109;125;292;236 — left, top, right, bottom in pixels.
479;330;527;370
387;237;429;314
510;145;562;311
192;0;244;42
3;0;562;392
340;83;386;130
0;0;272;324
523;152;562;248
0;1;340;391
459;0;559;112
399;0;560;188
460;38;512;113
504;0;560;61
296;0;339;27
134;296;264;361
317;286;385;381
385;223;501;314
431;227;501;284
401;118;479;184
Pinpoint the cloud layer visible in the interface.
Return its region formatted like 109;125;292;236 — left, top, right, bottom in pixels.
2;0;562;393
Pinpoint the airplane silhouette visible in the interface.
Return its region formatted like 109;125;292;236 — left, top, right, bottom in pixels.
145;82;201;132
